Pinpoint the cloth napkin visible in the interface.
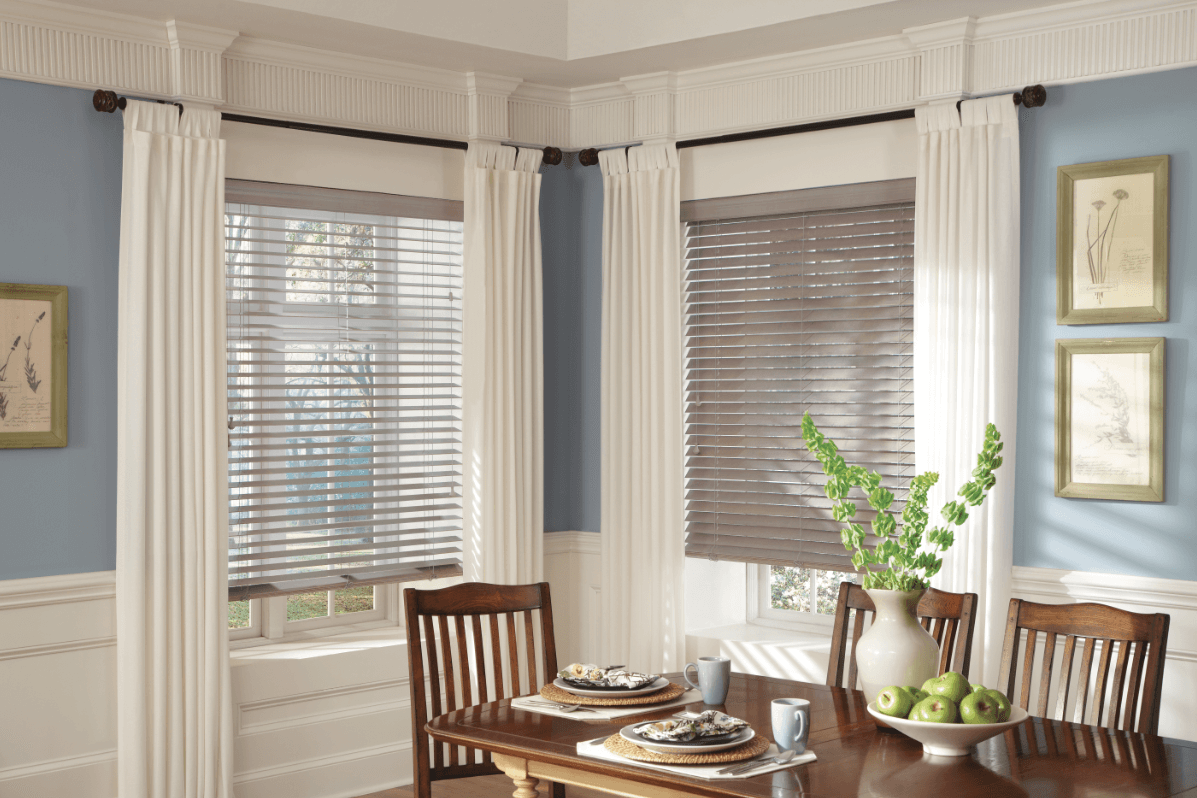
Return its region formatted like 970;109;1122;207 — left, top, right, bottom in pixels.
576;737;817;780
510;689;699;720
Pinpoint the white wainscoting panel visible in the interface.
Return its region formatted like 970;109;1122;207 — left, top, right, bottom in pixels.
0;571;117;798
0;570;453;798
544;531;601;665
1012;566;1197;742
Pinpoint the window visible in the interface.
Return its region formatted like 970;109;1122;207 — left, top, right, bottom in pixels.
224;181;463;640
681;180;915;618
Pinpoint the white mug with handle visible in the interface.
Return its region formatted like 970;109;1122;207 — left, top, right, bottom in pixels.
683;656;731;705
771;698;810;754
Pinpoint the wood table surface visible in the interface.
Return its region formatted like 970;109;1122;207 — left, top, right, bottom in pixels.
425;672;1197;798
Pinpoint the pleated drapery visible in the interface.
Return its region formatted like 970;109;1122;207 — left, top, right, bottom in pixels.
915;96;1021;687
115;100;234;798
462;142;545;584
599;144;687;673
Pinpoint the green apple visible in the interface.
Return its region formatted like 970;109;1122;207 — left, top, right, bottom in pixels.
925;671;971;704
984;689;1012;722
906;686;929;703
971;683;987;694
875;686;914;718
920;677;938;694
911;695;958;724
959;691;1000;724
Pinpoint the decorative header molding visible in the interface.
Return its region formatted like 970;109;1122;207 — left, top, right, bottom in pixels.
2;0;1196;148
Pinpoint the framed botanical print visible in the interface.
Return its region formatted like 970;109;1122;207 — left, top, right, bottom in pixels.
0;283;68;448
1055;337;1163;502
1057;155;1169;324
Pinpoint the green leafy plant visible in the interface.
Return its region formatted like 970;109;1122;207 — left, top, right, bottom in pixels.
800;412;1004;591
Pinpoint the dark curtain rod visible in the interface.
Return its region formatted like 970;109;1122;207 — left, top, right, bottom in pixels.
94;84;1045;165
92;89;565;165
675;84;1045;150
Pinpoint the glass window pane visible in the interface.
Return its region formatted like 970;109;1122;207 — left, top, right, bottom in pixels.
288;591;330;621
334;584;375;615
769;566;812;612
228;600;250;629
816;570;858;615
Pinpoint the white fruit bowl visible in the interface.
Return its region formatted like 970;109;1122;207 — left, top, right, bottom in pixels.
866;702;1029;757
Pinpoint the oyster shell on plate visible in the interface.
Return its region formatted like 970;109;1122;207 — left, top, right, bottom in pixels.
634;710;748;742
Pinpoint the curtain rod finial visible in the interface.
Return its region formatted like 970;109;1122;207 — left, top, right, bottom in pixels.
542;146;562;166
1014;85;1047;108
578;148;599;167
92;89;125;113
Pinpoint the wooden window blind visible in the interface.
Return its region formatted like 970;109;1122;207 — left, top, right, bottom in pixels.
682;180;915;573
225;180;464;600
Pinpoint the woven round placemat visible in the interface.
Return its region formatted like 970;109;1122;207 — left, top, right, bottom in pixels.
603;732;769;765
539;681;688;706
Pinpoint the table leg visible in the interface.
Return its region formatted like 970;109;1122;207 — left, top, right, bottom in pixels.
494;754;540;798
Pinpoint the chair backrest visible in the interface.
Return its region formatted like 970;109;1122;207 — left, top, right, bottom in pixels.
826;581;978;690
404;582;558;797
997;598;1169;734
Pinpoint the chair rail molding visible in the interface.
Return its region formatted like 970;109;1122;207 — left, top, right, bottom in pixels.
0;569;115;609
1011;566;1197;662
3;0;1197;148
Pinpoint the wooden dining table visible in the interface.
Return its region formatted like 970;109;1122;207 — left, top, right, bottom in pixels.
425;672;1197;798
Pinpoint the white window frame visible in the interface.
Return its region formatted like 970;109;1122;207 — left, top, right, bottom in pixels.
747;565;834;634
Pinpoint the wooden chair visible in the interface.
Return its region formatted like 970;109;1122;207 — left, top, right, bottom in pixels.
405;582;564;798
997;598;1169;734
826;581;979;689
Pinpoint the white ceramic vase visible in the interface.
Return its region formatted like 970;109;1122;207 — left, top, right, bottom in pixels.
855;588;940;703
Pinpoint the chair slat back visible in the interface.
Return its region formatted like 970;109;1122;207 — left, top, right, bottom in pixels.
405;582;559;798
996;598;1169;734
826;582;979;689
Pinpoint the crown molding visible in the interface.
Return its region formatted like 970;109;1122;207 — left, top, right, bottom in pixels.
2;0;1196;148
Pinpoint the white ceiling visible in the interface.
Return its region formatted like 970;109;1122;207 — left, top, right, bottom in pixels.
46;0;1075;87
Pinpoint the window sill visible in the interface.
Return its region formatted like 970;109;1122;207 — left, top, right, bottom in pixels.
687;622;833;685
230;619;405;663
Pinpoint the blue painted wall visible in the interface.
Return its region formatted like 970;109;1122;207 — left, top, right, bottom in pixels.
540;161;603;532
0;78;123;580
1014;66;1197;579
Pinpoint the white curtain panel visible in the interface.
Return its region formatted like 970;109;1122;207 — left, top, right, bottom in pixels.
462;142;545;584
115;100;233;798
915;96;1021;687
598;144;687;673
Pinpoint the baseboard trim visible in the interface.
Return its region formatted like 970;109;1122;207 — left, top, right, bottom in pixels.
0;570;116;610
544;530;600;557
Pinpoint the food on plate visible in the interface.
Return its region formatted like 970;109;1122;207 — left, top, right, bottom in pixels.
557;663;658;689
635;710;747;742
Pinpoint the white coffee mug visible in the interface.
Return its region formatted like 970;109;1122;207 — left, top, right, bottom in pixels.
771;698;810;754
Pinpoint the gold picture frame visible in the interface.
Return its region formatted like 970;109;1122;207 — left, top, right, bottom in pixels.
1055;337;1163;502
1057;155;1168;324
0;283;68;448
